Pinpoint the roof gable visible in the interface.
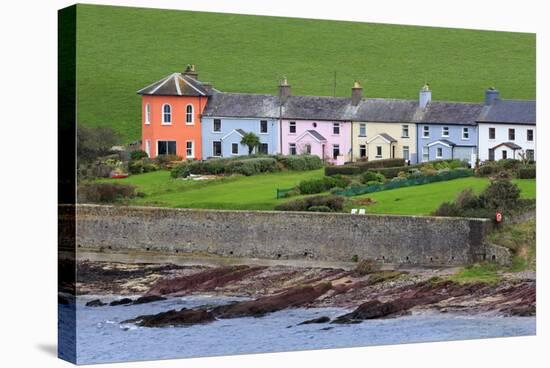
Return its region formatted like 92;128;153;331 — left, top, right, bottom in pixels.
296;129;327;143
137;73;215;96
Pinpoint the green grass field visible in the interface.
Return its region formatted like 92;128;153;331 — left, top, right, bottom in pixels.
100;169;324;210
100;170;535;213
75;4;535;142
347;177;535;215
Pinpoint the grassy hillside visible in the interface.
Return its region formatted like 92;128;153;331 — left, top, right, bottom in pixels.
75;4;536;142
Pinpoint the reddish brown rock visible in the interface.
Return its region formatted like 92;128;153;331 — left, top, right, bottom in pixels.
123;308;216;327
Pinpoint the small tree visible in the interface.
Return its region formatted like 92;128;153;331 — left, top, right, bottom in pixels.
240;132;260;155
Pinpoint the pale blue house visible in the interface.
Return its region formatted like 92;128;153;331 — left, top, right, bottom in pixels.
416;102;483;165
201;92;280;158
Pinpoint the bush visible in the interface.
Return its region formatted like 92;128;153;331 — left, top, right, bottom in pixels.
498;159;522;170
354;158;406;170
154;154;182;168
275;155;324;171
518;166;536;179
130;150;149;161
307;205;333;212
77;183;136;203
480;179;521;210
298;176;349;194
275;195;344;212
171;164;191;178
433;202;461;217
360;171;385;184
352;259;381;276
77;126;119;163
226;157;279;176
325;165;361;176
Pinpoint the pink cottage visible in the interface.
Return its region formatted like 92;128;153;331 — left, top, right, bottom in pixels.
278;79;353;165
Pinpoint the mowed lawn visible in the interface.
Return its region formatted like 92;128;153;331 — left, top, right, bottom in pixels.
100;171;535;214
348;177;535;215
101;169;324;210
75;4;535;142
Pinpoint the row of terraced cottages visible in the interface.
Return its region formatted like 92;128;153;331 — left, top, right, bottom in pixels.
139;66;536;166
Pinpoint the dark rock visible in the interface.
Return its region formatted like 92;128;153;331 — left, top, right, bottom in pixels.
122;308;216;327
297;316;331;325
212;283;332;319
132;295;167;305
110;298;133;306
86;299;106;307
320;327;334;331
58;294;72;305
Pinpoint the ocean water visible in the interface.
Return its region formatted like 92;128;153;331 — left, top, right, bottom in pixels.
66;295;535;364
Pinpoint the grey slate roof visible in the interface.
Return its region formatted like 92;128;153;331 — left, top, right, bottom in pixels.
354;99;420;123
137;73;215;96
379;133;397;142
306;130;327;141
478;99;536;124
281;95;354;121
202;92;280;118
429;139;456;146
420;102;484;126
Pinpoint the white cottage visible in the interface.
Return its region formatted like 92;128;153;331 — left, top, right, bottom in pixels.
477;88;536;162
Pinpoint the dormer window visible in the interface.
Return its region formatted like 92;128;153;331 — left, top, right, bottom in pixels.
162;104;172;124
186;104;194;124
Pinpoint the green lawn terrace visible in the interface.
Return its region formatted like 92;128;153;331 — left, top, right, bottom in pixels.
100;169;535;215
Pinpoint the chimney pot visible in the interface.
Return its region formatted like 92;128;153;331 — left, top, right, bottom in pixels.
419;83;432;109
485;87;500;105
279;77;291;103
183;64;198;80
351;81;363;106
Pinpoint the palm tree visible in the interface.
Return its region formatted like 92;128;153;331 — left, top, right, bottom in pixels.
240;132;261;155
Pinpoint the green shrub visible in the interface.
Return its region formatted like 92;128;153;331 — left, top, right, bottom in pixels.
325;165;360;176
130;150;149;161
77;183;136;203
354;158;405;170
171;164;191;178
275;154;324;171
298;176;349;194
518;166;536;179
480;179;521;210
498;159;522;170
154;154;181;168
352;259;381;276
226;157;279;176
360;171;385;184
129;158;159;174
275;195;344;212
307;205;333;212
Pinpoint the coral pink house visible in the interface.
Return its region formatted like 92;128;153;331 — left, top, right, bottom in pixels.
138;65;213;159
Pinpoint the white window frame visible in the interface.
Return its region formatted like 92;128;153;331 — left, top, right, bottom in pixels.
359;123;366;137
527;129;534;142
161;104;172;125
185;140;195;158
332;144;340;159
436;147;443;158
185;104;194;125
157;140;176;155
508;128;515;141
289;143;297;155
488;127;496;140
213;119;222;133
259;120;269;134
376;146;382;158
422;146;429;162
422;125;430;138
333;122;340;135
145;139;151;157
231;143;239;155
359;144;366;158
441;126;449;137
402;125;409;138
289;121;296;134
212;141;222;157
145;103;151;125
462;127;470;140
403;145;410;160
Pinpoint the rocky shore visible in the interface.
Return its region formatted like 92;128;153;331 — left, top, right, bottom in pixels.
73;260;535;328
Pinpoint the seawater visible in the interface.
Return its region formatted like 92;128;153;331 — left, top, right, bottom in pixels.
65;295;535;364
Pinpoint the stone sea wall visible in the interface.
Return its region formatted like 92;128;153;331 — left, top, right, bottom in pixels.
64;205;498;266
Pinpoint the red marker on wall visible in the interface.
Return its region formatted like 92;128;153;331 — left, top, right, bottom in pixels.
495;211;503;223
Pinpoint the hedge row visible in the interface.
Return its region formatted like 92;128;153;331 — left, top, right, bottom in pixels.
518;166;536;179
297;176;350;195
275;195;344;212
172;157;279;177
325;158;405;176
